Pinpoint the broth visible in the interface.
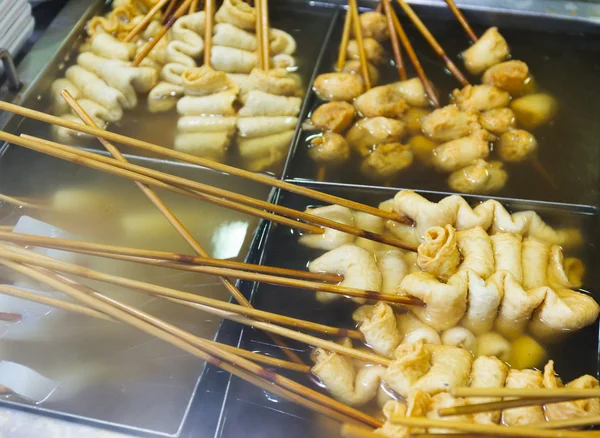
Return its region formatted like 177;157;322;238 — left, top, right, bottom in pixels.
0;144;271;434
288;10;600;206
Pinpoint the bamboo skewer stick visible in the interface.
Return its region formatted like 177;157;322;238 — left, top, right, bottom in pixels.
341;424;380;438
438;397;584;417
0;243;363;340
337;3;353;71
0;230;342;283
123;0;171;42
0;102;413;225
18;133;323;236
0;193;44;210
349;0;371;90
395;0;469;87
0;226;13;232
444;0;478;43
132;0;194;67
452;388;600;399
255;0;264;70
203;0;214;66
0;259;380;428
0;283;309;373
389;416;588;438
0;244;391;366
189;0;199;14
383;0;406;81
162;0;180;24
259;0;270;71
389;7;439;107
15;133;418;251
60;94;304;366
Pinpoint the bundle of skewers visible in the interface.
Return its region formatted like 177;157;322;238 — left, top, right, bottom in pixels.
305;0;558;195
48;0;303;173
0;84;599;436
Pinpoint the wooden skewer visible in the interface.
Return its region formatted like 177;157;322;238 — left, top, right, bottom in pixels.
438;397;584;417
395;0;469;87
537;415;600;430
189;0;199;14
0;244;391;366
203;0;214;66
0;311;22;322
452;388;600;399
0;283;309;372
383;0;406;81
255;0;263;69
0;258;380;428
341;423;379;438
123;0;170;42
16;133;418;252
444;0;478;43
0;101;413;225
337;3;353;71
389;416;588;438
161;0;180;24
349;0;371;90
0;243;363;340
0;226;13;232
0;230;342;283
389;6;439;107
60;93;304;365
132;0;194;67
0;193;45;210
260;0;270;70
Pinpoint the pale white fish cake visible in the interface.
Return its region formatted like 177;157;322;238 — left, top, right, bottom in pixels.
488;271;547;339
529;288;600;342
452;84;511;113
298;205;355;250
479;108;516;135
440;327;477;355
417;225;460;282
502;369;546;426
353;302;401;357
462;27;510;75
456;227;495;279
421;105;480;142
400;271;468;331
308;244;382;303
311;346;384;406
521;237;550;289
346;117;406;157
354;84;409;118
469;356;509;424
543;360;600;421
215;0;255;31
431;129;490;173
448;160;507;195
313;72;364;102
460;270;503;335
475;332;511;362
491;232;523;284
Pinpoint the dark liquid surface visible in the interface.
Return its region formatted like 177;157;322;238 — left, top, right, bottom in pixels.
217;185;600;438
286;10;600;206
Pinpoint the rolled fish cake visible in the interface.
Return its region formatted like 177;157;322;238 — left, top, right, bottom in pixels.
238;90;301;117
468;356;509;424
456;226;495;279
353;302;401;357
502;369;546;426
298;205;355;250
417;225;460;281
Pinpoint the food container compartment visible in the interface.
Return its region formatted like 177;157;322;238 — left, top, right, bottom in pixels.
1;1;336;178
0;143;273;437
213;182;600;438
283;3;600;206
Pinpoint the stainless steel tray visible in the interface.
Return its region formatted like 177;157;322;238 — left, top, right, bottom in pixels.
215;182;600;438
283;1;600;206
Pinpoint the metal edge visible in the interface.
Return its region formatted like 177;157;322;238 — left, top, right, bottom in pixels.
280;6;341;181
283;178;600;216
